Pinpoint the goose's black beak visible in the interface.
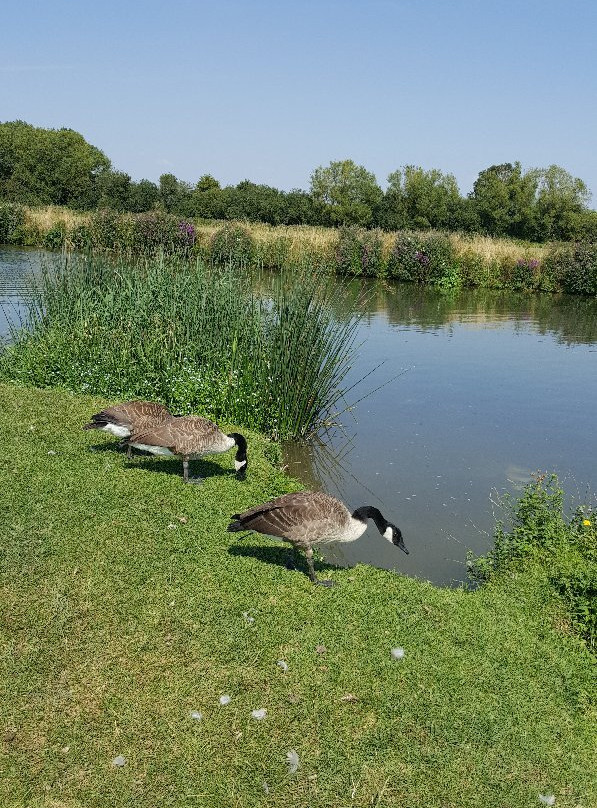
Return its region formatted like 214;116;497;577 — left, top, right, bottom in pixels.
393;532;409;554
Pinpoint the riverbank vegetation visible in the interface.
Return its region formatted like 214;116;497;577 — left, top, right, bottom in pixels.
0;384;595;807
2;121;597;242
0;253;360;441
2;203;596;295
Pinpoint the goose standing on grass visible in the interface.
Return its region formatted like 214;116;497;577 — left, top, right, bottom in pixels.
126;416;248;483
83;401;172;457
227;491;408;586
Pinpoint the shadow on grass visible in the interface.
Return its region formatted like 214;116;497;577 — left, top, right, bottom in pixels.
87;441;237;480
228;543;337;578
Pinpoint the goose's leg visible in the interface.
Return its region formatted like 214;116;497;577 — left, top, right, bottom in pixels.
305;547;335;587
126;444;133;460
183;455;203;485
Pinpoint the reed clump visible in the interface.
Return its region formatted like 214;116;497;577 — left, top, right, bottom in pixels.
0;253;359;441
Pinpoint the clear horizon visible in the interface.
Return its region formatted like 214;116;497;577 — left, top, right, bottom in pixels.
1;0;596;205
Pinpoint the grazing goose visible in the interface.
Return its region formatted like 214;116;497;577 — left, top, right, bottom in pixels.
126;416;248;483
83;400;173;457
227;491;407;586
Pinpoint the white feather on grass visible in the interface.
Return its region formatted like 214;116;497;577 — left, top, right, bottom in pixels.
219;695;231;706
112;755;126;767
277;660;288;672
391;647;405;659
251;708;267;720
538;796;555;806
189;710;202;720
286;750;299;773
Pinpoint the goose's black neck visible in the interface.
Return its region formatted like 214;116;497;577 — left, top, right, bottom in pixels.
228;432;247;461
352;506;387;533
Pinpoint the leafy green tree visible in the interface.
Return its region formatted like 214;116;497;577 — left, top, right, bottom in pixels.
195;174;221;193
282;190;321;225
0;120;110;207
470;162;538;238
310;159;382;226
159;173;192;213
533;164;591;241
383;165;463;230
128;179;160;213
96;170;132;210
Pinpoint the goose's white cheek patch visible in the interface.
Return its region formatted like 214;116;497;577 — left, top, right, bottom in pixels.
383;526;394;542
235;460;247;472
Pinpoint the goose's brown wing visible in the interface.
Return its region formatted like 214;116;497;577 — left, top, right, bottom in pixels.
95;400;170;427
233;492;349;542
130;415;221;454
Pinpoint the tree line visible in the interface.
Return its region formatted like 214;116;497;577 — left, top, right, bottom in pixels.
1;120;596;242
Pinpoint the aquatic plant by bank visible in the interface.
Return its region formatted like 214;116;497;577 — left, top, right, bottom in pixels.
0;254;359;441
469;474;596;653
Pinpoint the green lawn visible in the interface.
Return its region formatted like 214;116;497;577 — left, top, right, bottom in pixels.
0;383;594;808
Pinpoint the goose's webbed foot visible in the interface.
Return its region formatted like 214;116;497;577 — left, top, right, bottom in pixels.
305;548;335;587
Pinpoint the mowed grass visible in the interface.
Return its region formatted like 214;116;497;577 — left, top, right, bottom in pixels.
0;384;594;808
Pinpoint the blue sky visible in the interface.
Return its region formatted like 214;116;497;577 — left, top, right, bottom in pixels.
1;0;596;202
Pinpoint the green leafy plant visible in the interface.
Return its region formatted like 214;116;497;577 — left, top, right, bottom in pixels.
210;223;255;267
544;242;597;296
0;202;26;244
469;474;596;651
335;226;385;276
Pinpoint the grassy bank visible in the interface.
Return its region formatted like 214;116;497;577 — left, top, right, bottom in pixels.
0;383;595;807
3;203;596;295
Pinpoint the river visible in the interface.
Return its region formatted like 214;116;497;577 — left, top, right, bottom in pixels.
2;247;596;584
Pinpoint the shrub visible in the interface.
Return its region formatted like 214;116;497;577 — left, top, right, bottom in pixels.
469;474;596;652
387;231;455;284
335;226;385;277
0;203;26;244
43;222;67;250
386;232;423;281
255;235;290;269
435;264;462;293
543;242;597;297
509;257;541;290
210;224;255;267
423;233;457;283
88;209;120;250
458;251;489;287
70;223;93;251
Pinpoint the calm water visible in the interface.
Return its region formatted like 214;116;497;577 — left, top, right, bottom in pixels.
283;280;597;585
0;247;50;336
1;248;596;585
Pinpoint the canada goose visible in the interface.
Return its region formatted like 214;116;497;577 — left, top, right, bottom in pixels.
83;401;172;458
126;415;248;483
227;491;407;586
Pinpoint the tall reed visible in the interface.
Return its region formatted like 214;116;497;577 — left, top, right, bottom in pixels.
0;253;360;440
